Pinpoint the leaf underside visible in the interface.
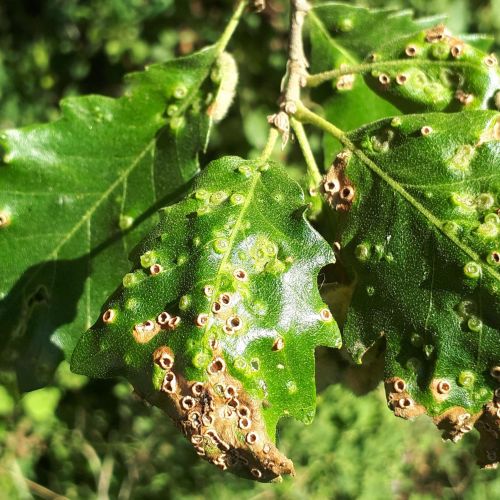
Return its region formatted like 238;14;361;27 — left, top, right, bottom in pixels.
0;47;225;391
322;111;499;468
71;156;341;482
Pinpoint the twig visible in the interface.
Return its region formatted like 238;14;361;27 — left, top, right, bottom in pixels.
268;0;310;146
24;477;69;500
97;454;114;500
1;462;69;500
252;0;266;11
283;0;310;107
216;0;249;55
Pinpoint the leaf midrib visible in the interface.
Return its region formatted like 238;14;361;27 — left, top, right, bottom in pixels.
202;169;261;341
347;137;500;283
297;105;500;284
308;10;497;84
47;139;155;262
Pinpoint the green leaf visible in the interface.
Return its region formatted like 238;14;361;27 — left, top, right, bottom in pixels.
0;46;227;391
71;156;341;481
308;2;440;164
319;81;399;168
363;26;500;112
322;110;499;468
461;34;496;53
310;3;443;64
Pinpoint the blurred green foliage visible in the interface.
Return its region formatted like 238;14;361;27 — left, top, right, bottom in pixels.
1;0;500;498
1;356;500;499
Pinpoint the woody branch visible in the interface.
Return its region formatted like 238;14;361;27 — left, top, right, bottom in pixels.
268;0;310;145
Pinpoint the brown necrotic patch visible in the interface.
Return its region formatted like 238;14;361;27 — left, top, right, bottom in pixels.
475;395;500;469
384;377;425;419
430;378;452;402
157;311;171;327
434;394;500;469
322;151;355;212
153;346;174;371
154;358;295;481
133;320;160;343
425;24;450;42
434;406;477;443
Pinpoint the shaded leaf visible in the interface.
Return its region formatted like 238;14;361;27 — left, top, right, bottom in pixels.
0;46;228;391
72;156;341;481
322;110;499;468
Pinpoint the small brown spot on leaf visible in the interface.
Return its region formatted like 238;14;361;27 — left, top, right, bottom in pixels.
234;268;248;281
320;308;333;322
150;263;163;275
0;211;11;228
168;316;181;329
451;44;463;57
102;309;116;324
220;293;231;305
246;432;259;445
378;73;390;85
191;382;204;396
405;44;418;57
484;54;498;67
153;346;175;370
393;378;406;393
162;371;177;393
157;311;171;326
396;74;407;85
226;315;242;331
208;357;226;374
490;366;500;380
272;337;285;351
195;313;209;327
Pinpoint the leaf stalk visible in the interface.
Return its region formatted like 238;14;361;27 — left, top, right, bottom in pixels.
290;117;322;185
259;127;279;163
216;0;249;55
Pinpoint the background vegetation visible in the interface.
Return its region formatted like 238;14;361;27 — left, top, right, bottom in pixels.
1;0;499;498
